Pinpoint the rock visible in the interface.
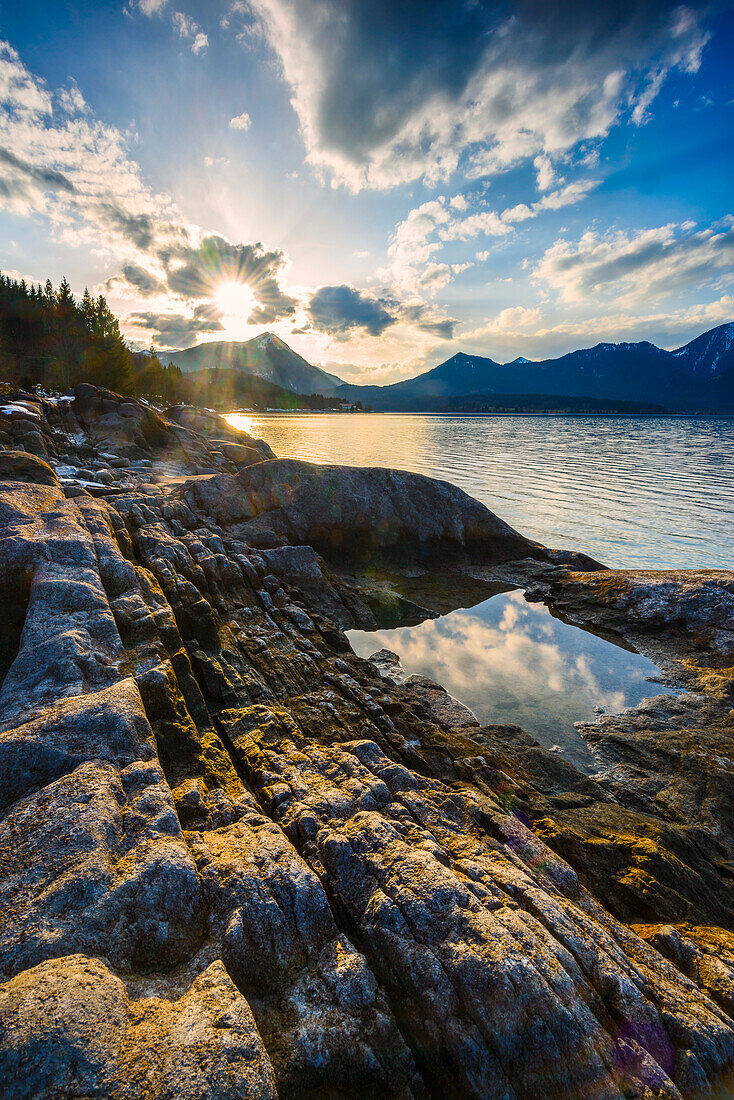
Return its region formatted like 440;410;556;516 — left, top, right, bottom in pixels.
166;405;275;459
184;458;546;565
212;439;266;466
634;923;734;1018
0;449;59;486
0;955;278;1099
1;444;734;1098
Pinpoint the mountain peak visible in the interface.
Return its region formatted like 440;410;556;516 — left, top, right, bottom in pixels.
255;331;284;349
164;332;345;394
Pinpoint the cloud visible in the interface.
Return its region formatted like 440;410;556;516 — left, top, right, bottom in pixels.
480;306;543;335
534;218;734;304
0;146;75;214
128;302;224;348
308;284;395;337
165;234;298;322
229;111;251;131
172;12;208;53
534;155;556;191
243;0;713;189
388;179;597;291
0;41;302;343
119;262;166;295
307;283;457;340
0;38;187;253
56;82;87;116
134;0;169;15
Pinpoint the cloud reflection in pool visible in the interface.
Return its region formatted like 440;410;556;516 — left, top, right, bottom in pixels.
348;590;675;767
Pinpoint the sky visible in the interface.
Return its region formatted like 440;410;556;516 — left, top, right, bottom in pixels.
1;0;733;384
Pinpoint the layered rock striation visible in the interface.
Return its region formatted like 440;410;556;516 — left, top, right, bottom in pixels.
0;386;733;1098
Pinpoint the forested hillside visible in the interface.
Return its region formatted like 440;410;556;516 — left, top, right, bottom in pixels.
0;273;183;400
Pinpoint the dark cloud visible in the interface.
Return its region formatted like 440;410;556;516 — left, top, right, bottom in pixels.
129;302;224;348
99;204;157;251
308;284;458;339
0;146;76;198
415;317;456;340
164;233;298;322
119;262;165;294
400;302;457;339
308;285;396;337
247;0;716;185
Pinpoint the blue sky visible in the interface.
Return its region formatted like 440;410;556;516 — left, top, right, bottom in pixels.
1;0;733;382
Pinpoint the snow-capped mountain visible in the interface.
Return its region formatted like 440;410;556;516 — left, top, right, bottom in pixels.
335;323;734;411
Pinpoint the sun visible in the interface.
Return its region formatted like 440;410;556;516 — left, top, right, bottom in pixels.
215;280;255;318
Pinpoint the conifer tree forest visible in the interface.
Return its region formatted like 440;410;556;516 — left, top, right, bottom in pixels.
0;272;184;401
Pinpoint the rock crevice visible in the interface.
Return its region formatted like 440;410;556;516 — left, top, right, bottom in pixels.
0;389;732;1098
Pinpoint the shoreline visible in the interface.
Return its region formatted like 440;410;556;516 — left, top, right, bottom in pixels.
1;382;733;1097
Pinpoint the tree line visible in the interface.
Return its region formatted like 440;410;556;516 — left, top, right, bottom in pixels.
0;272;184;400
0;272;366;410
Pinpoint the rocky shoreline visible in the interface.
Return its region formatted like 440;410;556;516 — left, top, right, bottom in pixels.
0;383;733;1098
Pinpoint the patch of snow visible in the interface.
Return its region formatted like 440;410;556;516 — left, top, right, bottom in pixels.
0;403;40;418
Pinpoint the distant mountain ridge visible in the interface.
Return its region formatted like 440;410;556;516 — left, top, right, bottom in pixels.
167;332;344;395
335;321;734;412
168;322;734;412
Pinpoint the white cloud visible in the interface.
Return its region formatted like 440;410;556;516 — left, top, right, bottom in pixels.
56;83;87;116
534;155;556;191
172;12;208;53
387;180;597;291
479;306;543;335
0;39;308;350
242;1;713;190
229;111;251;131
534;219;734;304
135;0;169;15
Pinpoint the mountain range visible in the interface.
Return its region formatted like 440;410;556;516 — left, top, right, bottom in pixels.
169;322;734;413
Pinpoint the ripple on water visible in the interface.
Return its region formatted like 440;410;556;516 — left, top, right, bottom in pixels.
227;412;734;568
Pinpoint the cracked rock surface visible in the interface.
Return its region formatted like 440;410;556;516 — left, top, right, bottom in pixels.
0;392;733;1098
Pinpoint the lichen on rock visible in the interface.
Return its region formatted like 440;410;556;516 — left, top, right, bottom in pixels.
0;385;733;1098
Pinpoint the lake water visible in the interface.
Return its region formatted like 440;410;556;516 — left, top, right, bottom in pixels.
348;590;675;768
227;412;734;569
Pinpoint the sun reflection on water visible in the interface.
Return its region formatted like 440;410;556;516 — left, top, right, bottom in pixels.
225;412;256;435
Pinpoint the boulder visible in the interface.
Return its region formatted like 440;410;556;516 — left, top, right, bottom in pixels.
166;405;275;459
184;458;547;564
0;956;278;1099
211;439;265;466
0;449;59;487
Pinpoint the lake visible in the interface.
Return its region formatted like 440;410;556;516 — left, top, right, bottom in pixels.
226;412;734;569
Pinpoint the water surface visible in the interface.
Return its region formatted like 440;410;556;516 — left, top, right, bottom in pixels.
227;412;734;568
348;590;675;768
